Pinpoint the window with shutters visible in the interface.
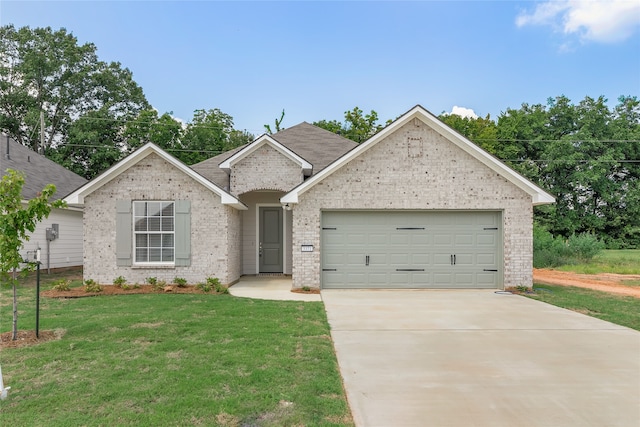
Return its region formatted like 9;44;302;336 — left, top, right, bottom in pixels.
133;201;175;264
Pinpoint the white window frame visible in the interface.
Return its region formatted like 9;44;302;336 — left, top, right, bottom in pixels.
133;201;175;265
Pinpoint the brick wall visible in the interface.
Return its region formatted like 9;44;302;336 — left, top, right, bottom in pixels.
230;144;303;196
83;153;241;285
292;119;533;289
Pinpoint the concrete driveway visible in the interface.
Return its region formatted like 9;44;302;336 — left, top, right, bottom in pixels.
321;290;640;427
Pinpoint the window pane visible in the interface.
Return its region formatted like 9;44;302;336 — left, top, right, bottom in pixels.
135;234;147;247
148;217;161;231
134;202;146;216
162;202;174;216
135;248;148;262
162;248;174;262
162;234;174;247
148;202;162;217
149;248;162;262
161;217;174;231
135;218;147;231
149;234;161;248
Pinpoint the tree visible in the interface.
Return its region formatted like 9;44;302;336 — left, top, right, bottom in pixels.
264;109;285;134
178;109;253;164
0;170;65;340
314;107;389;143
0;25;149;174
438;113;498;154
123;109;184;153
497;95;640;248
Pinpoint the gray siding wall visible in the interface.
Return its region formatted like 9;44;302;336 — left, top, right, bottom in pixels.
83;153;241;285
292;119;533;289
230;144;303;196
22;207;83;269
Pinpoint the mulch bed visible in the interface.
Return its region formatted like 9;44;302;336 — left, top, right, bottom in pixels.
1;330;62;350
41;284;217;298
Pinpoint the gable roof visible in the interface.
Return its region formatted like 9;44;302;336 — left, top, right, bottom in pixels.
219;134;313;175
0;134;87;200
190;122;358;188
270;122;358;174
64;143;247;210
282;105;555;206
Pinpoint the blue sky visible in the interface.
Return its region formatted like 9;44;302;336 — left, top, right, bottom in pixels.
1;1;639;134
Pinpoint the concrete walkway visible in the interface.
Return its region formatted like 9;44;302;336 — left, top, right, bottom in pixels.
322;289;640;427
228;276;320;302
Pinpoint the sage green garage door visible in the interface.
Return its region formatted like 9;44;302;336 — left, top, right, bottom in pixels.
321;211;502;289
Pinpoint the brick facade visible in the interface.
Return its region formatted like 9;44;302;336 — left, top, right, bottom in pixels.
291;119;533;289
83;153;241;285
230;144;303;196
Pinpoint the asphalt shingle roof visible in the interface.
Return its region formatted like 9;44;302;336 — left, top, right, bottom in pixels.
0;134;88;200
191;122;357;189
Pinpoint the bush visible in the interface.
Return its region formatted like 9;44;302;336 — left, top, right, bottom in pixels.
150;279;167;292
206;277;228;294
173;277;187;288
534;225;605;268
145;277;157;285
52;279;71;291
196;282;212;292
113;275;127;287
84;279;103;293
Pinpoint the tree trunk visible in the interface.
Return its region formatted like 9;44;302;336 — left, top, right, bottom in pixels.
12;268;18;341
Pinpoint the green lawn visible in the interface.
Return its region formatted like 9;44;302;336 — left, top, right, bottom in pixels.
528;284;640;331
0;274;353;426
554;249;640;274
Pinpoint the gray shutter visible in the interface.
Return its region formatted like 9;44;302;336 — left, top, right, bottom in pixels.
116;200;132;266
174;200;191;266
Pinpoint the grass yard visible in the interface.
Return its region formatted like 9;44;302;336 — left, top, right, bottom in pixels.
0;273;353;426
528;284;640;331
555;249;640;274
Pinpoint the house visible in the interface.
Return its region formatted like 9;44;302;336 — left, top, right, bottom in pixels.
64;106;554;289
1;134;87;270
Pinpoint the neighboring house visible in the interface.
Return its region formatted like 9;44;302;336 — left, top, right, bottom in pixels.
65;106;554;289
1;134;87;270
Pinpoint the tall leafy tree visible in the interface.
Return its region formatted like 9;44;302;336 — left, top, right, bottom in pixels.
314;107;389;143
438;113;498;154
123;109;184;153
0;170;64;340
179;109;253;164
0;25;149;172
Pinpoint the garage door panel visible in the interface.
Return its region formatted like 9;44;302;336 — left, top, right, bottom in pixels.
434;234;452;245
477;234;497;245
476;253;497;265
411;253;430;265
322;211;502;289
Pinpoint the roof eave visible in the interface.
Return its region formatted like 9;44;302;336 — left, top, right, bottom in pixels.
63;143;247;210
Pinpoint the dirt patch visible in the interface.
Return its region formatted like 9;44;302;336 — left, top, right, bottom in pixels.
41;284;220;298
533;269;640;298
1;329;64;350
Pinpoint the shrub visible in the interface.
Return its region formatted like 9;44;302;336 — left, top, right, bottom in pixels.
206;277;228;294
121;283;131;291
533;225;605;268
173;277;187;288
113;275;127;287
84;279;103;293
52;279;71;291
145;277;157;285
196;282;212;292
152;279;167;292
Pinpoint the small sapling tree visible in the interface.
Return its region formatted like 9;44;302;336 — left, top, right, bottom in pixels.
0;169;65;339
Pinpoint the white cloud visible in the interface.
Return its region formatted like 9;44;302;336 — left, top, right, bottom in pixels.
516;0;640;43
449;106;478;119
